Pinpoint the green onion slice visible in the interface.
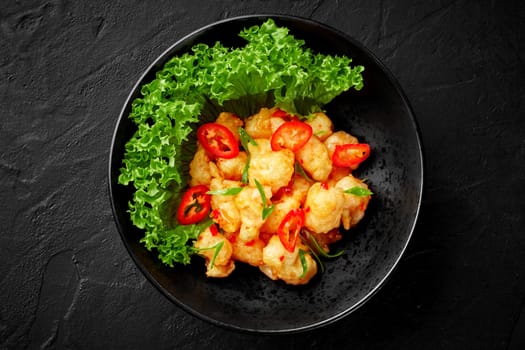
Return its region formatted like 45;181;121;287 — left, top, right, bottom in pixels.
207;187;244;196
302;230;344;259
295;162;313;182
254;178;274;220
298;249;308;278
343;186;373;197
238;127;257;152
196;241;224;270
241;155;250;184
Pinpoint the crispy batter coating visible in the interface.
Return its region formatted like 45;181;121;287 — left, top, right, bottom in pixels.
334;174;371;229
189;145;212;186
306;112;333;141
209;177;242;233
304;182;345;234
296;135;332;182
259;235;317;285
194;226;235;278
248;139;295;193
234;185;272;241
216;151;248;181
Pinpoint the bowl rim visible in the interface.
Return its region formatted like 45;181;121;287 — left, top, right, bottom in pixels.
108;13;424;333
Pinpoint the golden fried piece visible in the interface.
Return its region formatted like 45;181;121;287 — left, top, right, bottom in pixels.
259;235;317;285
234;185;272;241
334;174;371;230
209;177;242;233
248;139;295;193
304;182;344;234
306;112;333;141
261;195;301;234
194;226;235;278
229;235;265;267
244;107;274;139
215;112;243;142
295;135;332;182
216;151;248;181
189;145;212;186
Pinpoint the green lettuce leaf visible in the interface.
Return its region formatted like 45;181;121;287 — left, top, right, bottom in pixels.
118;18;364;266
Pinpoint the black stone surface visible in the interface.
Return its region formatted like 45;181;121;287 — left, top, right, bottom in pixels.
1;1;524;349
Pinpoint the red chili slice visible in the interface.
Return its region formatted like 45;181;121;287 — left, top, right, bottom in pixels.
277;208;305;253
273;184;294;202
271;108;299;122
332;143;371;167
272;108;289;118
270;121;313;152
197;123;239;159
176;185;211;225
209;224;219;236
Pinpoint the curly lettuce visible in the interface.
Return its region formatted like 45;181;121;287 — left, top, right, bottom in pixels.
118;18;364;266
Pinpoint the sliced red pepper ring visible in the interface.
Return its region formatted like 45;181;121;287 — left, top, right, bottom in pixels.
270;121;313;152
197;123;239;159
209;224;219;236
176;185;211;225
272;108;299;122
272;183;294;202
277;208;305;253
272;108;289;118
332;143;371;167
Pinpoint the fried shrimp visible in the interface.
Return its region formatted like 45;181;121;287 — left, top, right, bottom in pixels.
194;226;235;278
306;112;333;141
186;107;372;285
259;235;317;285
189;145;212;187
304;182;345;234
248;139;295;193
295;135;332;182
234;185;272;241
335;174;371;229
209;177;242;233
244;107;274;139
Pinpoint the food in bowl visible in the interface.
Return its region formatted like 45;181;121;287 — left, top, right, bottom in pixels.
184;107;372;284
117;18;369;285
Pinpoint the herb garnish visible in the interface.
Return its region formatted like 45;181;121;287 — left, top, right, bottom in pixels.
343;187;373;197
254;179;274;220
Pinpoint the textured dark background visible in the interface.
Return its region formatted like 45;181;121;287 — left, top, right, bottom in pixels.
1;0;524;349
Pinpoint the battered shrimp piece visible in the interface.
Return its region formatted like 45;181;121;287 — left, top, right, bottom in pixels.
324;130;359;158
334;174;371;229
261;195;301;234
215;112;243;142
295;135;332;182
194;226;235;278
306;112;333;141
216;151;248;181
248;139;295;193
244;107;274;139
234;185;272;241
304;182;345;234
209;177;242;233
229;234;265;267
189;145;212;186
259;235;317;285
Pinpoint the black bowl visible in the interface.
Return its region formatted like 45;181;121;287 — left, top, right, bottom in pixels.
109;14;423;333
